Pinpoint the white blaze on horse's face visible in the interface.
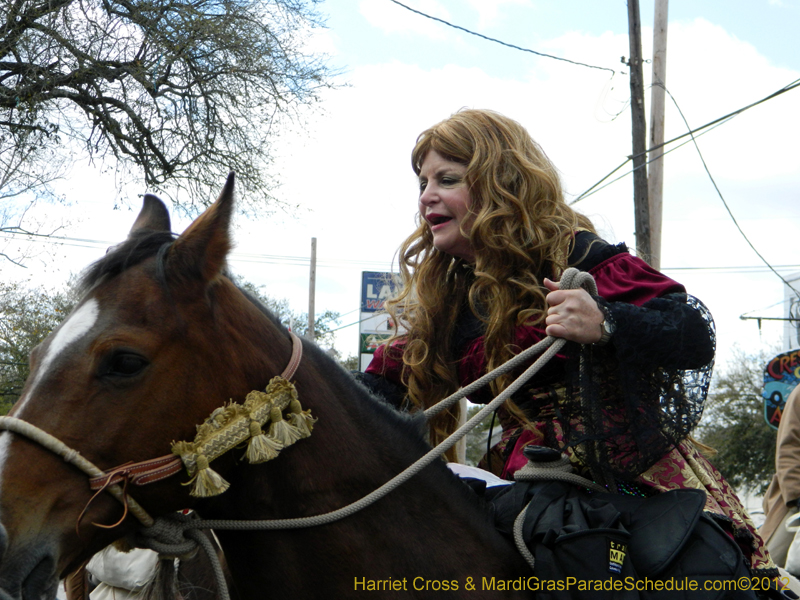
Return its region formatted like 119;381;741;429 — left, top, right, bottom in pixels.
17;298;101;410
0;300;99;490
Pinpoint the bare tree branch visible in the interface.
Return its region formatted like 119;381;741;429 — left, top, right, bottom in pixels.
0;0;334;214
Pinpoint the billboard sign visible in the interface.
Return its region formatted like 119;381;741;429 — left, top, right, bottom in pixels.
359;271;401;371
361;271;399;312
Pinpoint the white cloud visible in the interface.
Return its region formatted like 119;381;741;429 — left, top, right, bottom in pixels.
464;0;532;30
649;19;800;182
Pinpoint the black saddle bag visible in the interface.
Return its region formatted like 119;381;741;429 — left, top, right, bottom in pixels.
489;480;760;600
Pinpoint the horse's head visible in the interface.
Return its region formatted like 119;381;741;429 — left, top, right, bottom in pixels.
0;174;295;600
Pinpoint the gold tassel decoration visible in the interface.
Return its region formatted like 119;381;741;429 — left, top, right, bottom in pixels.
186;454;230;497
287;398;316;438
244;419;283;463
170;379;315;495
267;406;303;447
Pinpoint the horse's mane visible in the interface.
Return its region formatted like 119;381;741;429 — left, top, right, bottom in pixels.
80;230;177;293
237;285;436;448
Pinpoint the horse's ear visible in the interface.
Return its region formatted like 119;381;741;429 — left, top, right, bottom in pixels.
130;194;172;235
168;173;235;283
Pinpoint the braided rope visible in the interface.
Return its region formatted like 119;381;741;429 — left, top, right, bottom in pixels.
133;513;231;600
189;337;568;532
176;268;598;532
514;457;607;492
513;501;537;570
512;457;606;571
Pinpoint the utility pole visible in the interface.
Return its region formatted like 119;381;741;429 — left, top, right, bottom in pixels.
627;0;651;263
308;237;316;342
648;0;669;271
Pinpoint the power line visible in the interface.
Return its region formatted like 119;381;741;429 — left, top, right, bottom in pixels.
662;264;800;274
571;76;800;204
326;319;366;334
325;310;402;335
569;117;732;204
4;230;799;277
0;231;397;271
664;86;800;298
741;298;795;319
387;0;615;75
646;77;800;159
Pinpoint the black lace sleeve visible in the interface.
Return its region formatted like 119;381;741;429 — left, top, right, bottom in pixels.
560;294;716;484
598;293;715;370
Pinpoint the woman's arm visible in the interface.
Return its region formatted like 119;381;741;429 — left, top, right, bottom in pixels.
558;234;715;371
359;342;409;409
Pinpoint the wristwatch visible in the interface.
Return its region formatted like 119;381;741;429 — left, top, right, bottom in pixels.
595;305;616;346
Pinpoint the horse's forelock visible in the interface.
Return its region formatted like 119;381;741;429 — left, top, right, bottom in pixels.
79;230;177;293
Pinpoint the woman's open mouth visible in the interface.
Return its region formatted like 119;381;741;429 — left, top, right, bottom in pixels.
427;214;452;230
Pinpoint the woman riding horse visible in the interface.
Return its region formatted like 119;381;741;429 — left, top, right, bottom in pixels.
360;108;776;579
0;112;781;600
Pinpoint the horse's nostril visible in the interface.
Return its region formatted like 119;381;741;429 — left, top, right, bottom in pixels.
23;554;57;600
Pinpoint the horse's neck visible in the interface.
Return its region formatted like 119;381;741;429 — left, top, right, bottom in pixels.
211;363;528;597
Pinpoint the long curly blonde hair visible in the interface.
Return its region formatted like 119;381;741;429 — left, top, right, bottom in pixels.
384;109;595;454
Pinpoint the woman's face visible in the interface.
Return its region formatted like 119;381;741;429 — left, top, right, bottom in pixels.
417;150;475;262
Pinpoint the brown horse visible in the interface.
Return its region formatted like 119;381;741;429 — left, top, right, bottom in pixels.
0;174;530;600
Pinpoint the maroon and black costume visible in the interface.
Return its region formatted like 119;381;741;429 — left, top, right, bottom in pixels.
360;231;775;576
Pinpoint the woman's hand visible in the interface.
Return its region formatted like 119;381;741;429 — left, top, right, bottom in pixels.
543;278;605;344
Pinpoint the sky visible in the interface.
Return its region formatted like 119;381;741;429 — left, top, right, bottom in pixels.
2;0;800;375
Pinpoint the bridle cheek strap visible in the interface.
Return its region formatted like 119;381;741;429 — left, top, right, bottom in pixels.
88;455;184;491
87;331;303;493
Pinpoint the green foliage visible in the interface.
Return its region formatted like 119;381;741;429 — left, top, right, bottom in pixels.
338;354;360;372
236;280;357;368
695;347;778;495
0;281;78;413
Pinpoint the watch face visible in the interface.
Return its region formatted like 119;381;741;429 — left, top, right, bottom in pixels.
603;319;615;335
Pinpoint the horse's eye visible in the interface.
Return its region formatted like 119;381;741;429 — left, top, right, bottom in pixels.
105;353;149;377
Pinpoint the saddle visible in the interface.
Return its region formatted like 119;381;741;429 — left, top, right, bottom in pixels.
479;448;776;600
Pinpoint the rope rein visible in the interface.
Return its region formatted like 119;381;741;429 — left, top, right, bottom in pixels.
0;269;599;596
168;269;598;529
139;268;599;594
